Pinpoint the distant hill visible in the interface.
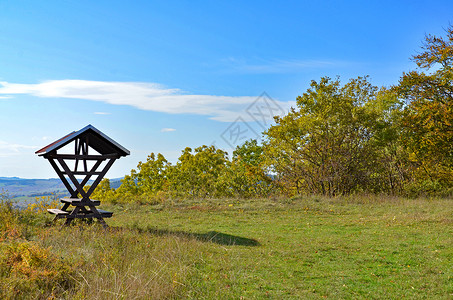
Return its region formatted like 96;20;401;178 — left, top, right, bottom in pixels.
109;178;123;189
0;177;124;198
0;177;68;198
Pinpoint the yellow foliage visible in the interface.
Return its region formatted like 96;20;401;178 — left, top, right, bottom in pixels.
25;196;60;213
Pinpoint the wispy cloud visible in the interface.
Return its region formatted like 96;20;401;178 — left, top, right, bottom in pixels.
94;112;111;115
0;140;37;157
161;128;176;132
222;57;345;74
0;80;293;122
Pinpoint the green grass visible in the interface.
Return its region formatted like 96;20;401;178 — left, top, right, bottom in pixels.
1;196;452;299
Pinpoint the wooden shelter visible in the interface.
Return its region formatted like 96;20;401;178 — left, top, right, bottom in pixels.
36;125;130;226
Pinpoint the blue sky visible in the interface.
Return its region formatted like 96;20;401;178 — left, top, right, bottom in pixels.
0;0;451;178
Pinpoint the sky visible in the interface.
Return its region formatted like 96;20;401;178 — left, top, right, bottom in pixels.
0;0;452;179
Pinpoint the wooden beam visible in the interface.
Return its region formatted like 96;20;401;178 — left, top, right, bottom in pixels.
86;158;116;198
46;154;117;160
83;138;88;172
61;171;103;176
48;158;77;197
79;159;104;191
57;158;90;200
74;139;79;172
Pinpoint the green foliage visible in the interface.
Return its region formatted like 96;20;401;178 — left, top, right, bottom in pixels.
109;142;276;201
168;145;229;198
90;178;116;203
135;153;170;195
396;25;453;192
25;196;61;214
217;139;276;198
264;76;403;196
99;153;171;204
116;174;140;199
232;139;264;166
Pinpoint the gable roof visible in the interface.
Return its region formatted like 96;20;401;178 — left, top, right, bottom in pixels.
35;125;130;157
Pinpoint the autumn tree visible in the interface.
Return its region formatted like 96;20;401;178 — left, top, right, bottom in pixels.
91;178;115;202
114;152;170;203
396;26;453;190
135;153;170;195
264;76;402;196
217;139;276;198
168;145;229;198
232;139;264;166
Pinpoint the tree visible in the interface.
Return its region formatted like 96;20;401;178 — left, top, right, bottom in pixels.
91;178;115;202
168;145;228;198
264;76;401;196
396;26;453;188
232;139;264;167
135;153;170;195
115;153;171;202
217;140;275;198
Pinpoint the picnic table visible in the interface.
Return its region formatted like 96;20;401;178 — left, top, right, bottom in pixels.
48;197;113;227
35;125;130;227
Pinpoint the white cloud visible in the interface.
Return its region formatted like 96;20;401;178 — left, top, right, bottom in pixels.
0;80;293;122
0;140;37;157
94;112;111;115
161;128;176;132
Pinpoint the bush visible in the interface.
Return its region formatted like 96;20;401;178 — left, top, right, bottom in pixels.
0;241;77;299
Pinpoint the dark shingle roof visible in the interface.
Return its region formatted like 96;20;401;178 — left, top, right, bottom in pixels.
35;125;130;157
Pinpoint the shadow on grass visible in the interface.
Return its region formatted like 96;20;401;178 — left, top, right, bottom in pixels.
130;226;260;246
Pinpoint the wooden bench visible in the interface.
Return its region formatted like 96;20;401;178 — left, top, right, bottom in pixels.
47;208;113;218
47;197;113;226
60;197;101;206
47;208;69;218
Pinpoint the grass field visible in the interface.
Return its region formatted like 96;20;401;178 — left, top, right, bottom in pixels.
1;195;452;299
